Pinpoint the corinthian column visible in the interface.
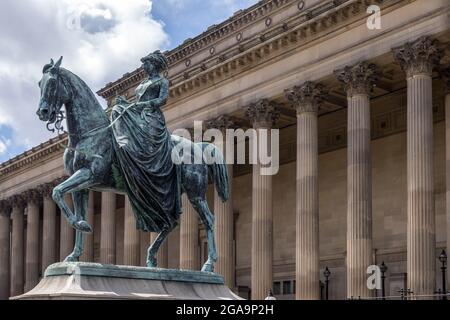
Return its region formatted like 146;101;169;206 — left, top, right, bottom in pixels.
393;36;443;296
40;183;56;271
100;192;116;264
60;194;74;260
124;196;140;266
336;61;380;299
443;67;450;290
0;200;11;300
244;99;279;300
286;82;327;300
10;195;25;297
81;191;94;262
24;189;41;292
206;115;239;289
179;194;199;270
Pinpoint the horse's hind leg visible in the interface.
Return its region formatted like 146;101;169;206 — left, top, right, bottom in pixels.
64;190;88;262
190;197;217;273
146;224;176;268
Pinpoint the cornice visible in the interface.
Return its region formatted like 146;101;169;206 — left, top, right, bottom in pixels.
98;0;401;103
0;134;67;179
97;0;293;99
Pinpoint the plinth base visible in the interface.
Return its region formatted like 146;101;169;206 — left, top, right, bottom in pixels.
12;262;243;300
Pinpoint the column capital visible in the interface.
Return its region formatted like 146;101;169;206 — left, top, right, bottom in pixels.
0;199;11;216
10;194;26;210
285;81;328;114
440;66;450;95
335;61;381;97
393;36;443;78
206;115;242;132
38;183;54;198
244;99;280;128
23;189;42;205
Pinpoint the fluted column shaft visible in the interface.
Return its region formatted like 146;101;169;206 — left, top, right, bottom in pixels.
81;191;94;262
297;112;319;299
60;194;74;260
336;62;379;299
124;196;140;266
151;232;168;268
206;115;238;289
214;163;234;288
244;99;279;300
100;192;116;264
286;82;325;300
140;232;151;266
10;198;25;297
0;203;11;300
394;37;442;296
347;93;373;298
406;73;435;296
41;186;56;271
443;67;450;289
25;192;40;292
179;194;199;270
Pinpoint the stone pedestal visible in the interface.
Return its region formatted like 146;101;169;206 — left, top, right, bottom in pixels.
12;263;243;300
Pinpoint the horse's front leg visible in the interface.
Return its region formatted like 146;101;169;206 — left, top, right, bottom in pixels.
64;190;88;262
53;168;95;233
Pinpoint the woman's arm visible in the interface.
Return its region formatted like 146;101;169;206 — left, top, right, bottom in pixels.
136;78;169;109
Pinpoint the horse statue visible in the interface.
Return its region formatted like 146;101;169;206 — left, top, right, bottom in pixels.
35;56;229;273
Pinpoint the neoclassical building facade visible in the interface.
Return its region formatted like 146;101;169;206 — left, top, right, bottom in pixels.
1;0;450;300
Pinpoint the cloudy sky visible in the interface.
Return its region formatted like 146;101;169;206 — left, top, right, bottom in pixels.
0;0;257;163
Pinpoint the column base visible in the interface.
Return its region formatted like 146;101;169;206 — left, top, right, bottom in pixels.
11;262;242;300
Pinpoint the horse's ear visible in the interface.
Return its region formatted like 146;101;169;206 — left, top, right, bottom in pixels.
49;56;63;74
54;56;63;68
43;58;55;73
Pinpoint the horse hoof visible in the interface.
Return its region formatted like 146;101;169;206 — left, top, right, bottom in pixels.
74;220;93;233
64;255;79;263
146;257;157;268
201;262;214;273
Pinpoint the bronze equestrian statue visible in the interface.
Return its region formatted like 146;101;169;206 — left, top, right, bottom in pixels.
36;52;229;273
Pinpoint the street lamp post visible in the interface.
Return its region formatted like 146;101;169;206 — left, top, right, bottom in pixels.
380;261;388;300
324;267;331;301
439;250;447;300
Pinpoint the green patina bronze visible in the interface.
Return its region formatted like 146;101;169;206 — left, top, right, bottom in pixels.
36;52;229;273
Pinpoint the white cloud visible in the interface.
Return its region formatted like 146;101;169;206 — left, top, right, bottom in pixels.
0;0;168;158
0;140;8;155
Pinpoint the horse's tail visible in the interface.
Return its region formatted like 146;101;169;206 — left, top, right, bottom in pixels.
200;143;230;202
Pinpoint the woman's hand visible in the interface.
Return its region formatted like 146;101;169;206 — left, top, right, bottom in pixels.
116;95;129;105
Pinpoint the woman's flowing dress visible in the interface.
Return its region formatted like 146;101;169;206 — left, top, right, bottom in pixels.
110;78;181;233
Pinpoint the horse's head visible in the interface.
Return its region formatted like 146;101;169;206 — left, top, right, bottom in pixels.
37;57;70;124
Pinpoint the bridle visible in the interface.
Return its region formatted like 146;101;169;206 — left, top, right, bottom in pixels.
45;70;71;134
